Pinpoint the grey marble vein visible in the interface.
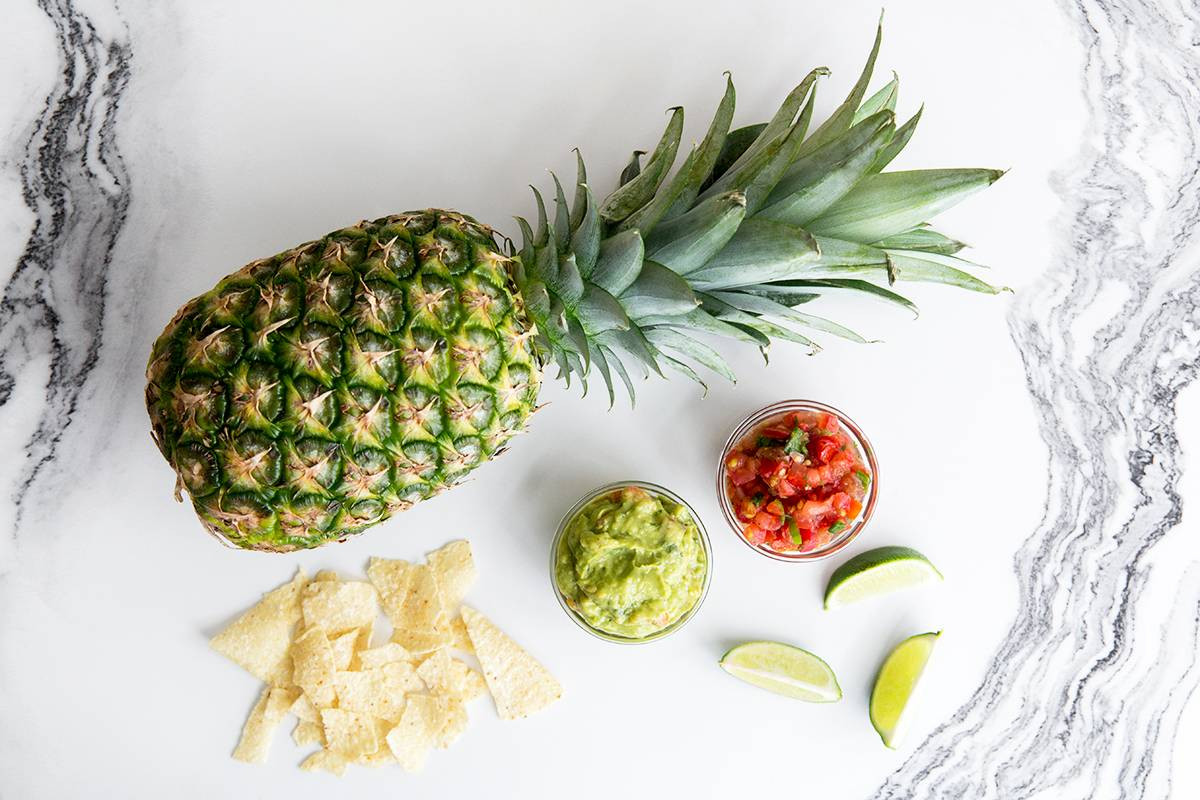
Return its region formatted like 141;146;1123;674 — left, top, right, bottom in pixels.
0;0;130;536
874;0;1200;797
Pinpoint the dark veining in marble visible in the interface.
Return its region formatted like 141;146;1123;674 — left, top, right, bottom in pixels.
0;0;130;532
875;0;1200;797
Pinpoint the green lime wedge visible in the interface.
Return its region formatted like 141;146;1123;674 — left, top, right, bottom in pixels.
719;641;842;702
824;546;943;610
870;631;940;748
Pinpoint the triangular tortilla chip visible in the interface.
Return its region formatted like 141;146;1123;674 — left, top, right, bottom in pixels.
301;579;378;634
320;708;380;759
460;605;561;720
232;685;298;764
358;642;414;669
292;720;324;747
427;540;476;611
385;694;441;773
211;569;307;685
300;748;348;776
292;627;337;708
333;662;418;723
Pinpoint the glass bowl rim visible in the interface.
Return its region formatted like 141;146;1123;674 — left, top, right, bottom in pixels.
549;480;713;645
715;399;879;562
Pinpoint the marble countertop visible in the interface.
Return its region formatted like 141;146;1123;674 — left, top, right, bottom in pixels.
3;1;1198;797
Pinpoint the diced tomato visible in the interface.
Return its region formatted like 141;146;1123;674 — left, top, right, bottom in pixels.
817;413;839;433
830;491;852;515
812;436;840;464
752;510;783;531
743;524;769;544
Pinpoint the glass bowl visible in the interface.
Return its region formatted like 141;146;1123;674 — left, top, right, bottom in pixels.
550;480;712;644
716;399;878;562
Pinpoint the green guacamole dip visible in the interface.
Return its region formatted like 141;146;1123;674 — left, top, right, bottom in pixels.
555;486;707;639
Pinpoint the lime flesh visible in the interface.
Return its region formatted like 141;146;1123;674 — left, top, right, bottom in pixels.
824;546;942;610
870;631;940;748
719;641;842;702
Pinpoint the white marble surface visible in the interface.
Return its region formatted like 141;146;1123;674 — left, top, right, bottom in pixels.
1;1;1197;798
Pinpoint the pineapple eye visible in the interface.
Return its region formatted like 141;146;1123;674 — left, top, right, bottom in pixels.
285;322;342;384
286;375;339;435
173;376;227;432
286;437;343;493
221;431;282;492
348;280;406;334
173;442;220;496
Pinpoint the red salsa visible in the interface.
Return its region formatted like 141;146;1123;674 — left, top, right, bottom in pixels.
724;409;871;554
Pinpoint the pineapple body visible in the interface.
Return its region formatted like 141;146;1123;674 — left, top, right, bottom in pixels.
146;211;540;551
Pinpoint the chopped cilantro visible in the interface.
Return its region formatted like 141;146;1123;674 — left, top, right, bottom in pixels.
855;470;871;490
784;426;809;456
756;436;772;448
787;516;803;545
829;520;846;534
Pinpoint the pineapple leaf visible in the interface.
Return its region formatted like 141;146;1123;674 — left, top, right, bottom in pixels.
701;293;820;352
885;251;1007;293
645;327;736;383
551;172;571;250
619;150;646;187
853;74;899;124
656;350;708;394
600;107;685;222
645;192;746;275
570;150;589;229
598;327;665;379
591;230;645;296
759;111;895;225
575;284;631;334
551;253;585;306
571;183;602;276
636;307;762;345
688;218;819;289
706;123;766;190
709;290;872;342
721;68;826;181
531;186;550;246
622;73;738;234
872;105;922;173
806;168;1004;243
798;19;882;157
771;278;920;316
599;344;637;405
620;260;700;319
590;343;616;408
743;99;817;214
873;226;965;255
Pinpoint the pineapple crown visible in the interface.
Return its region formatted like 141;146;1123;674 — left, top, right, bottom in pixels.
510;23;1005;404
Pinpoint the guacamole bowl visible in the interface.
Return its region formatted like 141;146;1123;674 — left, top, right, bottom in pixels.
551;481;712;644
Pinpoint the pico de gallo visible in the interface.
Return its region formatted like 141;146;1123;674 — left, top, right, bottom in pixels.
724;408;872;555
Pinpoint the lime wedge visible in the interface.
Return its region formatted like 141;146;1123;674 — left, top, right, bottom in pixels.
719;641;842;702
824;546;942;610
869;631;940;748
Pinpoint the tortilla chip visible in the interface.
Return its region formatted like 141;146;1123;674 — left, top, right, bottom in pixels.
290;693;319;724
329;629;359;672
432;695;469;749
354;719;398;767
293;720;324;747
385;694;440;773
301;580;378;634
314;570;339;582
332;662;418;723
300;748;348;776
416;650;461;696
428;540;476;611
367;558;444;634
448;615;473;653
390;627;452;657
211;569;307;685
460;606;562;720
358;642;413;669
232;685;298;764
450;658;488;702
320;708;380;759
292;627;337;708
353;622;374;666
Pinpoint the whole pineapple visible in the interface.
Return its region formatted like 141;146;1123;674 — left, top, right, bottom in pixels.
147;27;1003;551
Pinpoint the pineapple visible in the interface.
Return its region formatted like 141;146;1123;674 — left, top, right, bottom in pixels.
146;27;1003;551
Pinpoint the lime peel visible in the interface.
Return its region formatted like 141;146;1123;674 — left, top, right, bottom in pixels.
869;631;940;748
823;545;942;610
719;641;842;703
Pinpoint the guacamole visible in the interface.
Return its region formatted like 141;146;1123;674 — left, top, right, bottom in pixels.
555;486;707;639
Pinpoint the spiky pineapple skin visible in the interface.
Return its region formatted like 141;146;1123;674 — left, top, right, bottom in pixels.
146;211;540;551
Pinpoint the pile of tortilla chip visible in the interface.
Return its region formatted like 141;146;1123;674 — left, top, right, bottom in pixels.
209;540;562;775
